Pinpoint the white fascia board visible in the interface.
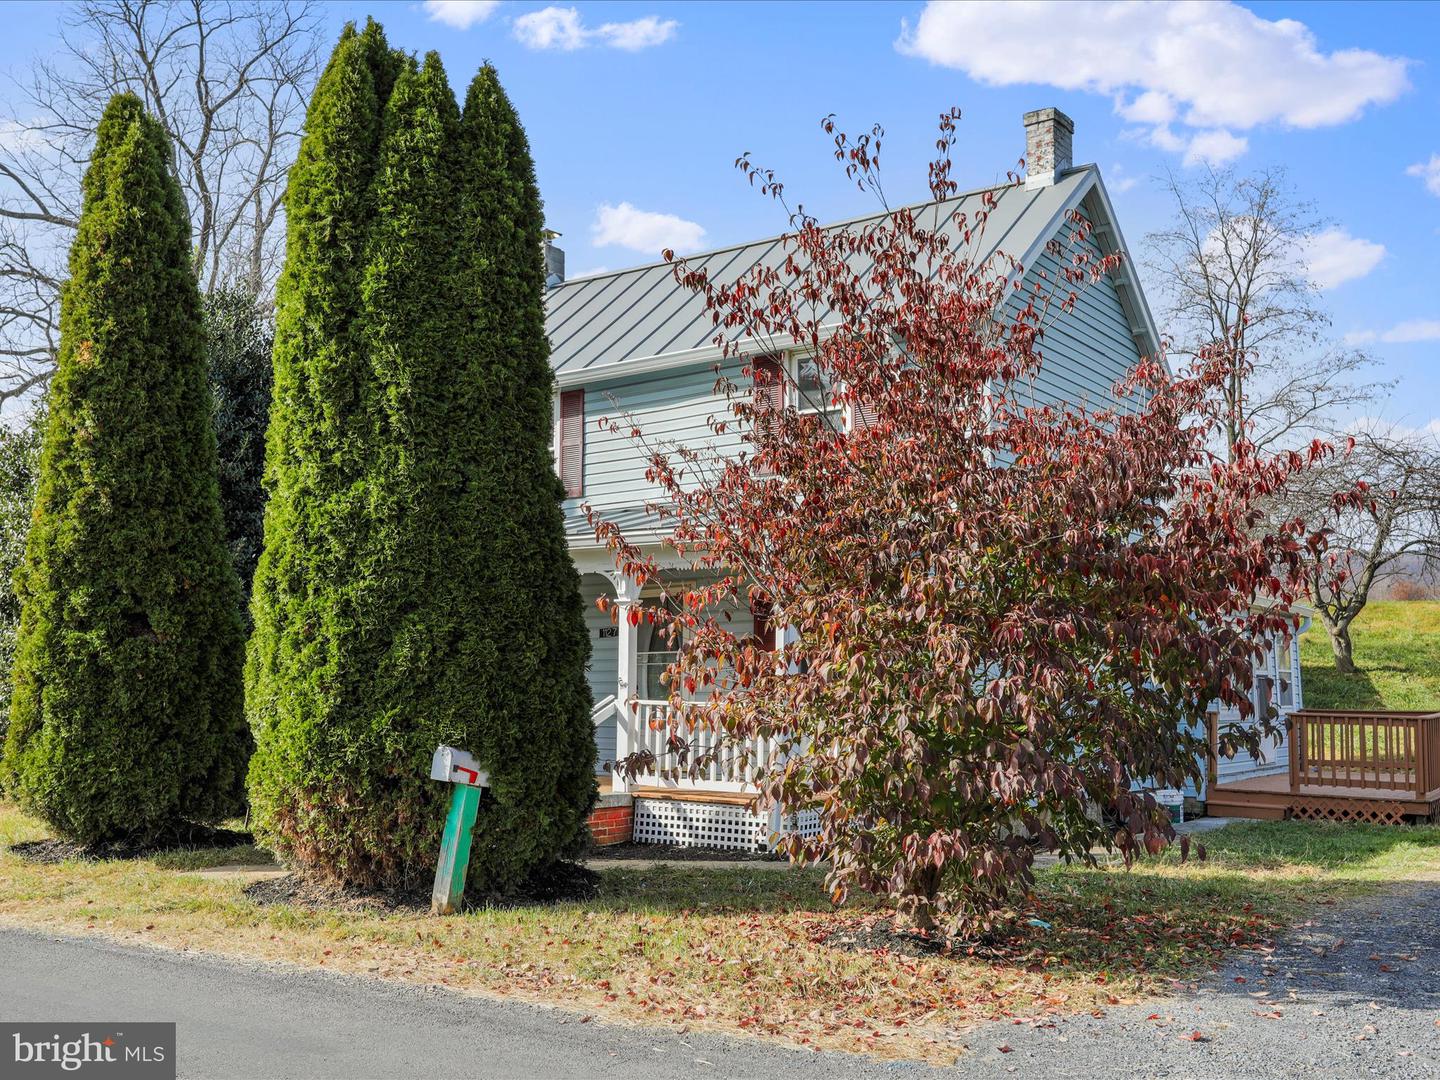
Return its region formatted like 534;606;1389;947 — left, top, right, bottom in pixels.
553;330;841;389
1080;171;1168;374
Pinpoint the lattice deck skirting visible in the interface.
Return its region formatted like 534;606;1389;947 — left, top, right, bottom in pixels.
633;797;821;851
1288;796;1420;826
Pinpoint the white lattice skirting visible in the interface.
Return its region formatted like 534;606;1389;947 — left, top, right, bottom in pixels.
633;798;821;851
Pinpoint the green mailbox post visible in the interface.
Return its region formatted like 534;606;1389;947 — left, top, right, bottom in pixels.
429;745;490;915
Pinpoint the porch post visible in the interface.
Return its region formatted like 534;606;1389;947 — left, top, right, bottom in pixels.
609;571;642;795
765;620;799;849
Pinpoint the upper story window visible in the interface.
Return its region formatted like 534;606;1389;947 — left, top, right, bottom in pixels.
794;354;844;432
558;388;585;497
789;352;877;433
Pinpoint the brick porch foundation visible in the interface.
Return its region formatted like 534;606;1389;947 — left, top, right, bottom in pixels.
587;791;633;847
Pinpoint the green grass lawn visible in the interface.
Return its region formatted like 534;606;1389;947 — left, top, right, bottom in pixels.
3;800;1439;1064
1301;600;1440;712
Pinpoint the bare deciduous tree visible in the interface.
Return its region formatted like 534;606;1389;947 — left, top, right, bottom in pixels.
0;0;321;404
1145;167;1386;459
1286;427;1440;672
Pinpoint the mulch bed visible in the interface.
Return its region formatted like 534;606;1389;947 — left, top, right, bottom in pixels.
10;824;255;864
587;841;781;863
823;917;955;959
244;859;600;914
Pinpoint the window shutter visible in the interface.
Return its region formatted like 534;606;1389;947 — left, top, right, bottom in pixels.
750;355;784;473
752;354;784;430
559;388;585;497
751;596;775;652
851;399;879;431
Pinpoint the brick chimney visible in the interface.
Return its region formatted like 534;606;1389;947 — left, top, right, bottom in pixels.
1023;108;1074;190
543;229;565;288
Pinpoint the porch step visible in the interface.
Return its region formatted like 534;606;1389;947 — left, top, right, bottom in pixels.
1204;798;1288;821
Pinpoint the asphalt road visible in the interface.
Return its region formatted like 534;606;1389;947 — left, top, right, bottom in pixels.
3;883;1438;1080
0;926;942;1080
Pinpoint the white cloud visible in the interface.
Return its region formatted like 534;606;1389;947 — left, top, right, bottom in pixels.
1107;162;1139;193
1182;129;1248;167
0;119;47;155
422;0;500;30
513;6;584;49
1117;90;1176;126
896;1;1409;167
594;15;678;51
1301;227;1385;290
592;202;705;256
1346;415;1440;441
1407;154;1440;197
513;6;677;51
1344;319;1440;346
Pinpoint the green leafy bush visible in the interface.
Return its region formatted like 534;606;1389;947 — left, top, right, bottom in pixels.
204;285;274;609
1;94;247;844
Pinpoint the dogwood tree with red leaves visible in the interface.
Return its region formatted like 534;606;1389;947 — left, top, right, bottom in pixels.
592;111;1344;935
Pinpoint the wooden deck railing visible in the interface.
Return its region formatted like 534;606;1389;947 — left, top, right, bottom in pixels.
1288;709;1440;797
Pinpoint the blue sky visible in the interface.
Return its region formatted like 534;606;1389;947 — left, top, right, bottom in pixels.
2;0;1437;428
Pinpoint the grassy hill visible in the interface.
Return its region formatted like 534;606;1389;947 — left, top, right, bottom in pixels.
1301;600;1440;711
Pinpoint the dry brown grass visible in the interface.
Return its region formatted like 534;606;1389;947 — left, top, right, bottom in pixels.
4;803;1437;1064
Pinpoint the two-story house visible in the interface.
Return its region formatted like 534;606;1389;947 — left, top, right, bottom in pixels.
546;109;1306;849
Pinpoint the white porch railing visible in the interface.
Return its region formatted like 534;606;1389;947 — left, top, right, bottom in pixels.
590;694;617;726
624;699;779;793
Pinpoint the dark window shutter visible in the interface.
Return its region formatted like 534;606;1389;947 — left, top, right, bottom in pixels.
752;354;784;431
751;355;784;472
559;388;585;497
851;399;879;431
751;596;775;651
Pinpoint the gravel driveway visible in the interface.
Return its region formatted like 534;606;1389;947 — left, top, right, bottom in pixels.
949;882;1440;1079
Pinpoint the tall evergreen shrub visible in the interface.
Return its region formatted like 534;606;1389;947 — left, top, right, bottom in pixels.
245;19;403;879
2;94;247;844
0;410;42;756
247;28;596;891
452;65;595;881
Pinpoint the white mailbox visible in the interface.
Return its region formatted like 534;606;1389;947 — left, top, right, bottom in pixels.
430;745;490;788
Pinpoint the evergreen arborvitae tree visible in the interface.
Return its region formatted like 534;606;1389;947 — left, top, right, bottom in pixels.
1;94;247;844
0;408;42;756
248;29;595;892
453;65;596;884
245;20;404;882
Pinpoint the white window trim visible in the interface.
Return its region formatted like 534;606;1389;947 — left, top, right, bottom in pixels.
786;349;852;433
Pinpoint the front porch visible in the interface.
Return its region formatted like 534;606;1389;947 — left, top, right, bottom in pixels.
580;566;800;849
1208;709;1440;824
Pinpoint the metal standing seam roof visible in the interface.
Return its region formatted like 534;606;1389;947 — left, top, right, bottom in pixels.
544;166;1115;380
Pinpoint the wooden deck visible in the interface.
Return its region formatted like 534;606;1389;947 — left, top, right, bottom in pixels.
1208;709;1440;825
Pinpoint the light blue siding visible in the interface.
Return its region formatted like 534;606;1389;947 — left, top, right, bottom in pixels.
1011;228;1145;414
566;359;746;526
565;252;1146;533
581;574;619;772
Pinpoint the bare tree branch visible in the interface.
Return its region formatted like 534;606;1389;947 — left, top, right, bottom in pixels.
1144;167;1390;459
0;0;321;406
1281;426;1440;671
